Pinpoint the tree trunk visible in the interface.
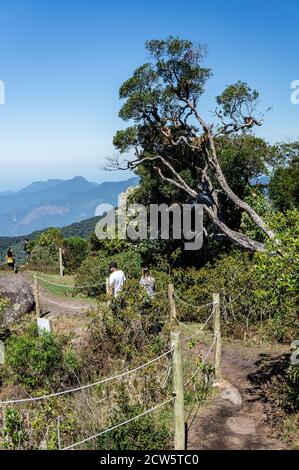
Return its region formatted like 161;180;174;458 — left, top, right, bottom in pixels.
208;137;275;240
203;205;266;252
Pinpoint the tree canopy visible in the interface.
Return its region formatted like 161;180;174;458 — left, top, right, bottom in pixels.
111;37;275;252
269;142;299;212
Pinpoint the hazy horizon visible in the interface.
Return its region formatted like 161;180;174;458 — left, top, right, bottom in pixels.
0;171;135;193
0;0;298;191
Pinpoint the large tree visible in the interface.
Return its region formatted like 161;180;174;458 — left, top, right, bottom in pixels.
111;37;275;252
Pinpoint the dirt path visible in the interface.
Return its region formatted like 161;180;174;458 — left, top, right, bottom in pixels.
187;342;289;450
20;271;95;317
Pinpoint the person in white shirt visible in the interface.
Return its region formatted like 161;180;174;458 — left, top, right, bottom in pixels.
108;261;126;298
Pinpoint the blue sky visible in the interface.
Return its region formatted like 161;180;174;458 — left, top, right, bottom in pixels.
0;0;298;190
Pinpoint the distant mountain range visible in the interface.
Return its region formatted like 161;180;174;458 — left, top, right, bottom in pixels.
0;176;138;237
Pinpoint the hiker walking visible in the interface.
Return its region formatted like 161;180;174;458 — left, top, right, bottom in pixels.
5;248;16;272
139;267;156;299
139;266;160;334
108;261;126;298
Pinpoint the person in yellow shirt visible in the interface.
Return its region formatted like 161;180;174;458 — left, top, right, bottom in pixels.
5;248;15;271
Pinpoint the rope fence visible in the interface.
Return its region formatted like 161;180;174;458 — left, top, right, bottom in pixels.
39;294;91;311
0;349;173;405
181;310;215;342
62;397;175;451
184;338;216;387
36;276;106;290
57;286;220;451
173;293;214;310
0;279;223;451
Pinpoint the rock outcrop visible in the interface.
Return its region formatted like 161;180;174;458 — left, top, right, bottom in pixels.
0;276;34;326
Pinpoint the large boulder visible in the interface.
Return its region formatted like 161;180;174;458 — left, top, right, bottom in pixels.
0;276;35;327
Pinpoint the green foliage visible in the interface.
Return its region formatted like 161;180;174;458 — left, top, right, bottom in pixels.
29;244;60;272
75;250;142;297
252;211;299;335
166;210;299;342
114;35;282;254
86;278;170;361
1;408;27;450
217;135;274;196
6;323;79;389
262;359;299;415
111;36;298;265
240;186;272;242
117;36;211;124
63;236;88;274
37;228;64;247
0;297;8;313
90;225;131;255
216;81;259;118
29;228;63;272
97;388;171;450
215;136;275;234
61;216;101;239
29;397;77;450
269;144;299;211
28;229;88;273
0;398;78;450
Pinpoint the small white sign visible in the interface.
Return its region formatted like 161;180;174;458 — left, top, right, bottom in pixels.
0;340;5;365
37;318;52;334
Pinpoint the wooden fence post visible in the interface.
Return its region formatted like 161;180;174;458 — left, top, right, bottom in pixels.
106;277;111;307
59;248;64;277
171;331;185;450
34;273;41;319
213;293;221;381
168;284;177;320
0;340;5;365
106;277;110;295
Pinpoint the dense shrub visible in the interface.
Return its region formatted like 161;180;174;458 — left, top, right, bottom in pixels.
97;387;171;450
28;228;63;273
1;408;27;450
36;228;64;247
81;279;171;372
29;244;60;273
6;323;79;389
63;236;88;274
75;250;142;296
28;228;88;274
165;211;299;342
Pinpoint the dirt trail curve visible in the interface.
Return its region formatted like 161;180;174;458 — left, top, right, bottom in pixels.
187;342;289;450
20;272;95;317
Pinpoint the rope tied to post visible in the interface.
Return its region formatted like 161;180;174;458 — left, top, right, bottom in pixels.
0;348;174;405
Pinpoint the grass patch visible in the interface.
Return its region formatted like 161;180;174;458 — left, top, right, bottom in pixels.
32;272;98;304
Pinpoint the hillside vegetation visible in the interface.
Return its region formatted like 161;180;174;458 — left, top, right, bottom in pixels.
0;216;102;265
